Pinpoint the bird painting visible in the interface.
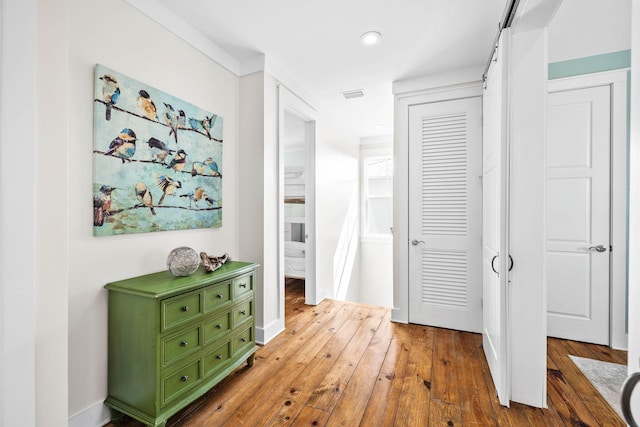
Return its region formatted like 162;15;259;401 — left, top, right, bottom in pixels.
134;182;156;215
163;103;179;144
93;185;116;226
167;149;187;172
155;174;182;205
136;90;157;121
104;128;137;163
180;186;205;207
100;74;120;121
189;115;217;140
93;65;224;236
145;137;175;164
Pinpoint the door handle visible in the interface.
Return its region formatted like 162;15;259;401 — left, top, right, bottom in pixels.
588;245;607;253
621;372;640;427
491;255;498;275
411;239;425;246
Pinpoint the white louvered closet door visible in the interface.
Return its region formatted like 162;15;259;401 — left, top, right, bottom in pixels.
408;97;483;333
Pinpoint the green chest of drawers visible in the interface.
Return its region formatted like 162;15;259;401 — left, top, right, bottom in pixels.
104;261;259;427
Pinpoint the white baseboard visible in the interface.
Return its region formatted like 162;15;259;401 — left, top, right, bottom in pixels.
69;400;110;427
256;318;285;345
391;308;408;324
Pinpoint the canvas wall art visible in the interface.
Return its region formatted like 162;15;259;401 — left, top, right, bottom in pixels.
92;64;223;236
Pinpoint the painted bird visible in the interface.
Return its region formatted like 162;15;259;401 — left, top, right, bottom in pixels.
180;186;205;207
189;115;216;140
134;182;156;215
166;149;187;172
145;137;175;164
190;161;204;177
155;174;182;205
204;194;215;207
163;103;179;144
136;89;157;121
104;128;137;163
93;185;116;226
203;157;220;176
177;110;187;129
100;74;120;121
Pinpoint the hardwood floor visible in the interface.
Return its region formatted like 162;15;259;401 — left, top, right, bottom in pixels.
108;279;627;426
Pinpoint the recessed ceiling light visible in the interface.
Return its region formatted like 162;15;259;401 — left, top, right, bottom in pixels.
360;31;382;46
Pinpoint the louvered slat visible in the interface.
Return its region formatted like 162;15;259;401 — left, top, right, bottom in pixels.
421;250;468;308
421;112;468;237
420;112;469;309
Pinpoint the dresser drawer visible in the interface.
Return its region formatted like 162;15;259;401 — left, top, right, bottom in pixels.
204;281;232;312
233;326;254;355
233;300;253;326
162;359;201;405
204;312;231;344
162;292;202;331
162;326;201;366
233;274;253;299
204;340;232;376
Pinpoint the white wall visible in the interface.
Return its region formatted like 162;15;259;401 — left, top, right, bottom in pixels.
315;114;360;301
548;0;631;62
37;0;69;425
0;0;39;425
67;0;240;422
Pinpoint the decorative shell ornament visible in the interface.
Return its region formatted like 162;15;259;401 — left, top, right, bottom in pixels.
167;246;200;276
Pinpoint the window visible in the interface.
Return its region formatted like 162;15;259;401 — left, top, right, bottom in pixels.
363;156;393;238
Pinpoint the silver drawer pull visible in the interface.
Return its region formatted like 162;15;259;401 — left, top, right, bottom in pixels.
217;294;223;299
181;375;189;382
181;306;189;312
240;284;247;288
180;340;188;347
240;337;247;343
216;324;222;330
240;310;246;315
216;354;223;360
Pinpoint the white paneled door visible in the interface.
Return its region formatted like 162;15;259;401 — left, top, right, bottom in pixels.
546;85;611;345
482;30;510;407
408;97;482;333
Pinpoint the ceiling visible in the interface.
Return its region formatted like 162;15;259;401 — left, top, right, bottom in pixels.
152;0;509;138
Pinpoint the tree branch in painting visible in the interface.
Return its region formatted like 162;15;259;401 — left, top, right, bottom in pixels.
94;99;223;143
93;150;223;178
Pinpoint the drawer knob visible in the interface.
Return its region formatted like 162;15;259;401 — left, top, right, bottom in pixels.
181;340;188;347
216;354;223;360
216;324;222;330
240;337;247;343
240;284;247;288
181;306;189;312
240;310;246;315
217;294;223;299
181;375;189;382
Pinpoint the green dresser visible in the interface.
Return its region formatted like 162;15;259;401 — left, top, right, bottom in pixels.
104;261;259;427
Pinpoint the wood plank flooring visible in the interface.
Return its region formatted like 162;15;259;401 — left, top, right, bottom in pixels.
107;279;627;426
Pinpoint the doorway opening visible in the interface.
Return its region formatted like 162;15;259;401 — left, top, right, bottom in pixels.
278;86;318;325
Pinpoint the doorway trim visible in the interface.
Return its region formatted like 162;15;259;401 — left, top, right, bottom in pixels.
392;82;483;323
278;86;319;314
548;69;629;350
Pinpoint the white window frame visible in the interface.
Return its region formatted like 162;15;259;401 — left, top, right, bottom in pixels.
361;155;393;242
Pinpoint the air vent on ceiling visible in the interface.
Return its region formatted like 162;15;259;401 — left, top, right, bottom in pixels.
341;89;364;100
